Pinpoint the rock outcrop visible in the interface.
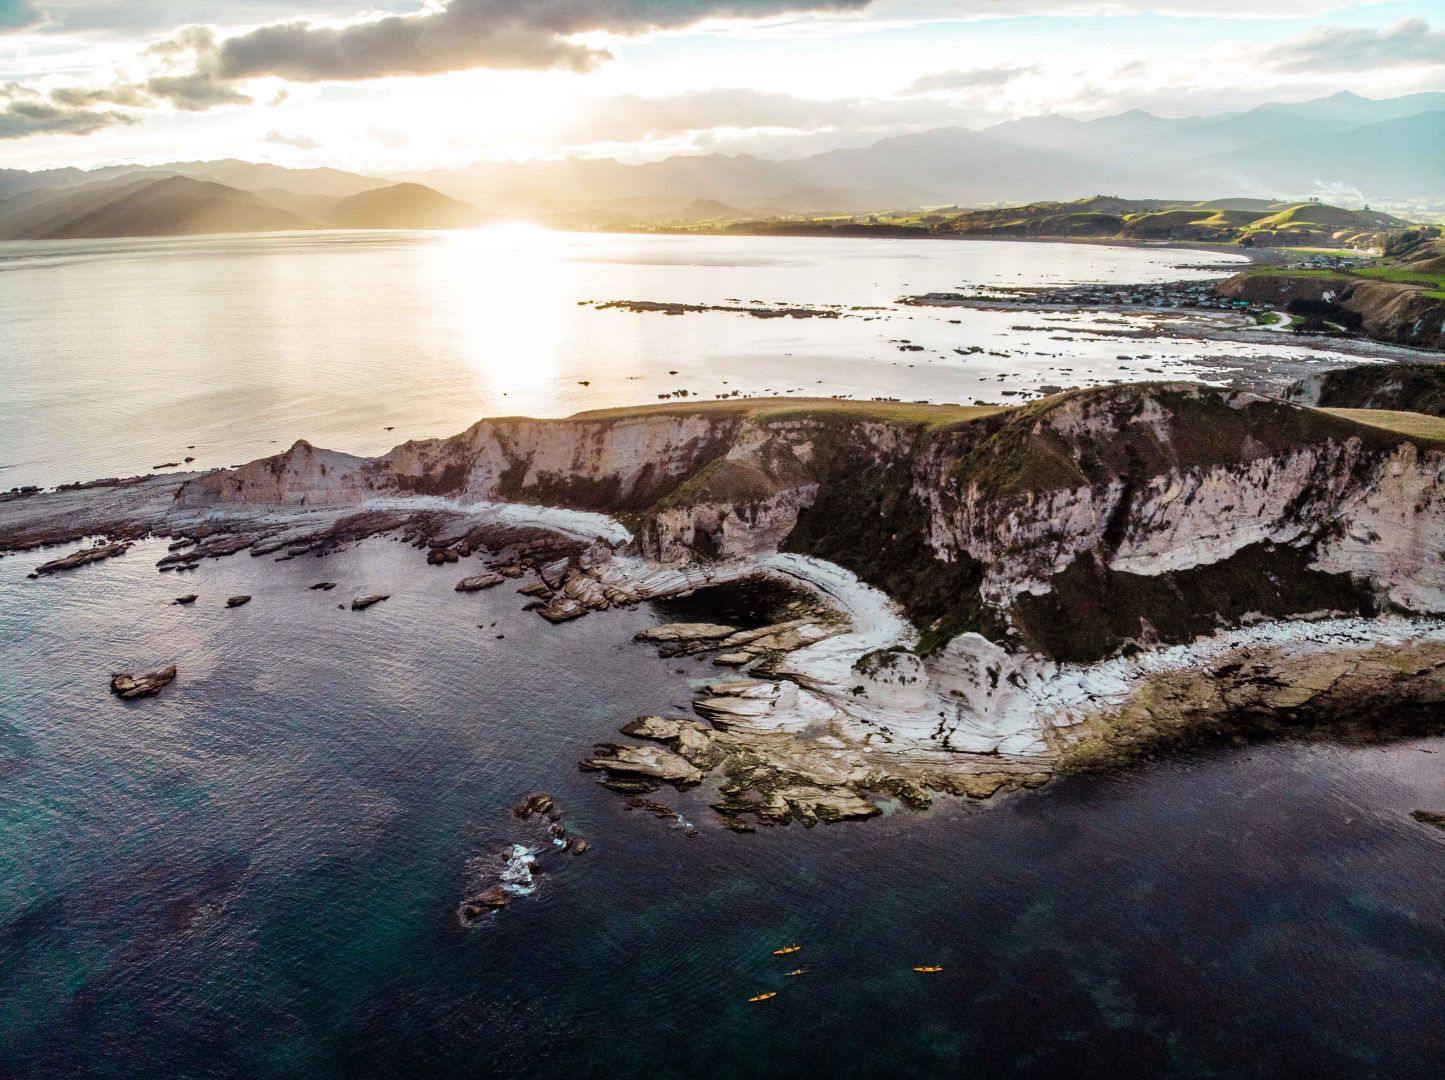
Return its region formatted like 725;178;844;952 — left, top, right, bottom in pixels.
1218;272;1445;351
1286;361;1445;416
110;665;177;699
7;385;1445;826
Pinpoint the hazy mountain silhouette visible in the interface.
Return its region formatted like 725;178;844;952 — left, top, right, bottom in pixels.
0;174;486;240
2;91;1440;233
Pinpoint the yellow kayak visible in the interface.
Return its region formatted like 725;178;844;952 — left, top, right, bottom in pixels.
783;968;808;977
748;992;778;1003
772;945;802;956
912;966;943;973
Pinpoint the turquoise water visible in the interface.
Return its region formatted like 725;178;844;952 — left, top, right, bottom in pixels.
2;537;1442;1078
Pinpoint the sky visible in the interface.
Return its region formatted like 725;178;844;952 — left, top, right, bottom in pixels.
1;0;1443;173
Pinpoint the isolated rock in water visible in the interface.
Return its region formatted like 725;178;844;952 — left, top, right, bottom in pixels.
539;597;587;623
310;582;337;591
456;572;504;592
457;886;513;923
1411;810;1445;831
172;594;197;605
513;792;555;819
570;838;590;855
110;665;177;700
351;594;388;610
475;886;512;908
225;595;251;608
583;744;704;785
35;541;131;575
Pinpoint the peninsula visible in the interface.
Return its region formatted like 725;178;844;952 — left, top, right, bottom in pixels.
6;384;1443;828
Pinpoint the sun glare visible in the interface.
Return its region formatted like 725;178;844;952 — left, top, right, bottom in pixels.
439;222;570;402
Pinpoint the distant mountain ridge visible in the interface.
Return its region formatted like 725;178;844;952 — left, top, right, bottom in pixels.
0;173;486;240
402;91;1445;218
0;91;1439;236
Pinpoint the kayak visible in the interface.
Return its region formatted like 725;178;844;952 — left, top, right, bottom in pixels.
772;945;802;955
748;992;778;1003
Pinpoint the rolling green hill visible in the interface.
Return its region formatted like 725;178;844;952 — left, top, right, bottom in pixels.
931;197;1408;249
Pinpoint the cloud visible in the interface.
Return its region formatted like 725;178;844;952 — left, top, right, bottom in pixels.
904;65;1034;95
0;1;384;36
194;0;874;83
0;83;135;137
1264;18;1445;73
48;82;151;108
0;29;251;140
264;128;319;149
554;87;963;146
136;26;252;109
145;72;251;110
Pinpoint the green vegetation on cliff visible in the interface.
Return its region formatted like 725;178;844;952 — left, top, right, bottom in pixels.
661;196;1412;251
1299;362;1445;421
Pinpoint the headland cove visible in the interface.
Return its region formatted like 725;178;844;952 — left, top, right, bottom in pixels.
7;384;1443;842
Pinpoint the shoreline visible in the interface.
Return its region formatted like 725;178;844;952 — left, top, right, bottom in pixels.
611;224;1277;264
6;391;1444;828
7;492;1442;827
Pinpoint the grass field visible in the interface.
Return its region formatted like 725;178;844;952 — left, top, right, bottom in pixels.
575;394;1445;445
1321;407;1445;442
570;396;1008;428
1352;265;1445;299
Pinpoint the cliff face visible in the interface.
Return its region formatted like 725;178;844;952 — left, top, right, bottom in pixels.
1287;361;1445;417
175;440;371;507
1218;271;1445;350
173;385;1445;664
374;413;741;510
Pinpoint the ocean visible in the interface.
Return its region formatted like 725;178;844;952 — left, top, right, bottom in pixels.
1;229;1441;1079
0;226;1282;489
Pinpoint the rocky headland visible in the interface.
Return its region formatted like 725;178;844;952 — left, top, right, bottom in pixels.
1218;238;1445;352
4;384;1444;828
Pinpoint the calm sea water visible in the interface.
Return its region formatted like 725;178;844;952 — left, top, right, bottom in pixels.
1;538;1441;1079
0;226;1309;490
2;230;1442;1078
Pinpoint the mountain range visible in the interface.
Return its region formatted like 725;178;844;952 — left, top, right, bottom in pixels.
0;174;485;241
0;91;1439;239
402;91;1445;218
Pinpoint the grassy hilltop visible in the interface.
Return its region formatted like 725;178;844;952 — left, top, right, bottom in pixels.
659;195;1413;251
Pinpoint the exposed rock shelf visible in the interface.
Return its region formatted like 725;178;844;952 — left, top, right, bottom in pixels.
5;385;1444;826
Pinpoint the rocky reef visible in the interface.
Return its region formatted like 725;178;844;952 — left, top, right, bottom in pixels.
5;384;1444;827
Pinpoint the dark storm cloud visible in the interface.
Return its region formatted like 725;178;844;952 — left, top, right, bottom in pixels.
211;0;878;81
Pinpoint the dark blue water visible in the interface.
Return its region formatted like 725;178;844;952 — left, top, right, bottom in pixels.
2;538;1441;1079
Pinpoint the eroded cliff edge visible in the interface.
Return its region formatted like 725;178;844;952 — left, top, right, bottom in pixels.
5;383;1444;825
